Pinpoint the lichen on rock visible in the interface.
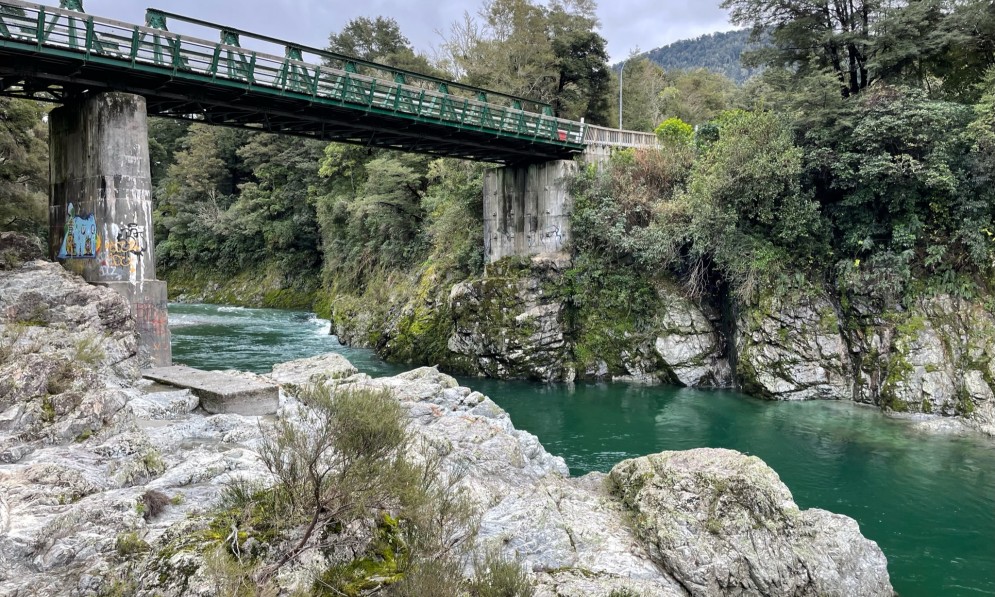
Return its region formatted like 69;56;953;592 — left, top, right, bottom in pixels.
609;448;893;597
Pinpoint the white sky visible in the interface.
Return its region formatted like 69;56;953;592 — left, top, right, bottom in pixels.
85;0;734;64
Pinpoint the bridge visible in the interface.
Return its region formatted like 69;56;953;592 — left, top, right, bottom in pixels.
0;0;596;163
0;0;659;367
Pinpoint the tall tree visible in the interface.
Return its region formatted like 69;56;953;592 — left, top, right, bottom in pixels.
726;0;995;99
327;16;439;75
723;0;879;97
442;0;611;123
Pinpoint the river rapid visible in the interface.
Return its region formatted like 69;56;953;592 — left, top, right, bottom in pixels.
169;303;995;597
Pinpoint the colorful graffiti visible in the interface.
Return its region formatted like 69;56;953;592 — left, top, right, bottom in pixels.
58;203;101;259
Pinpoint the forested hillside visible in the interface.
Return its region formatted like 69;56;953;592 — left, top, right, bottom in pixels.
641;29;760;83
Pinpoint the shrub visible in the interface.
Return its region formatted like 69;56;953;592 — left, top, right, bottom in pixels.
114;532;149;557
73;334;106;366
140;489;170;521
468;548;534;597
654;117;694;145
387;557;465;597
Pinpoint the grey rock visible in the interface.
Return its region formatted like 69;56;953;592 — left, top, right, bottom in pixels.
448;257;573;381
609;448;893;597
267;352;358;389
0;232;44;270
736;293;852;401
653;289;732;387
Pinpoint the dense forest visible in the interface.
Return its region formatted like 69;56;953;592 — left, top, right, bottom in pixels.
641;29;761;84
1;0;994;377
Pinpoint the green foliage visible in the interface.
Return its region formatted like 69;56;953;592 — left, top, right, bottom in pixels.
327;16;440;75
387;557;465;597
654;117;694;145
206;383;478;590
73;334;106;366
201;546;257;597
804;86;992;299
663;110;822;298
656;68;741;126
615;57;668;132
314;514;407;595
0;98;48;238
317;149;430;290
642;30;761;84
115;532;150;557
153;125;323;285
567;256;660;375
726;0;994;99
441;0;611;124
423;160;486;277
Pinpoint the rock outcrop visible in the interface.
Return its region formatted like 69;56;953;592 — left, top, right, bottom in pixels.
653;288;731;387
0;257;894;596
854;295;995;435
735;292;852;401
610;449;892;597
448;256;575;382
0;259;138;464
733;286;995;436
0;347;894;597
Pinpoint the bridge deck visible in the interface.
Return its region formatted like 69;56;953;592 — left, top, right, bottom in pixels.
0;1;587;163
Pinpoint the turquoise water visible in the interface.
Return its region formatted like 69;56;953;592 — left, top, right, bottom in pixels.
169;303;995;597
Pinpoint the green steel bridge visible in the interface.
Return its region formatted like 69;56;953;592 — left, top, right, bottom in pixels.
0;0;605;163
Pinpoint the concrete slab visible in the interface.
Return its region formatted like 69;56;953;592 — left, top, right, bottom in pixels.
142;365;278;416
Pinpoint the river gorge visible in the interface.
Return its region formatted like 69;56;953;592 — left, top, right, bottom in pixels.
170;303;995;597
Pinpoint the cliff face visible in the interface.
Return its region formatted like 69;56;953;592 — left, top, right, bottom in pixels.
735;290;995;436
0;250;893;596
323;256;994;435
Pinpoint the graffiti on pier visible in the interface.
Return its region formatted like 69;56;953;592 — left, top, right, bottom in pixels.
58;203;102;259
135;300;169;360
114;223;147;254
103;222;147;273
135;301;167;337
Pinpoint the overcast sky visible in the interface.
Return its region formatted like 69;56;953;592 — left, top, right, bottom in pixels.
87;0;734;64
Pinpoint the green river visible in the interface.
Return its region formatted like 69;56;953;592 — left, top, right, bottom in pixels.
169;303;995;597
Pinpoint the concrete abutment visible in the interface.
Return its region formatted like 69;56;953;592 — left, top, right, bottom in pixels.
49;92;171;367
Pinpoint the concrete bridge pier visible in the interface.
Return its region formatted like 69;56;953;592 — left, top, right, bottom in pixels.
483;160;578;263
49;92;171;367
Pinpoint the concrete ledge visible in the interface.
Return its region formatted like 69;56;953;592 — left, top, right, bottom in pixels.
142;365;278;416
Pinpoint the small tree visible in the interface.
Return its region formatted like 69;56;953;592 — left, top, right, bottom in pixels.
256;384;411;578
654;117;694;145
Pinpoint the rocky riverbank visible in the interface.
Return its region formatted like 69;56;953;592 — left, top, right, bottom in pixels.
316;255;995;438
0;254;893;596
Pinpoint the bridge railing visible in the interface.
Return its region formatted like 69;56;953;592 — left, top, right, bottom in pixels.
583;124;660;148
0;1;586;147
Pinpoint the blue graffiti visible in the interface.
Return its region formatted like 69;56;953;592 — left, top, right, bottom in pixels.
58;202;101;259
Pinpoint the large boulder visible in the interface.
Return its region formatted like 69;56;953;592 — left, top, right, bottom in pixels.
610;448;893;597
0;259;138;462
